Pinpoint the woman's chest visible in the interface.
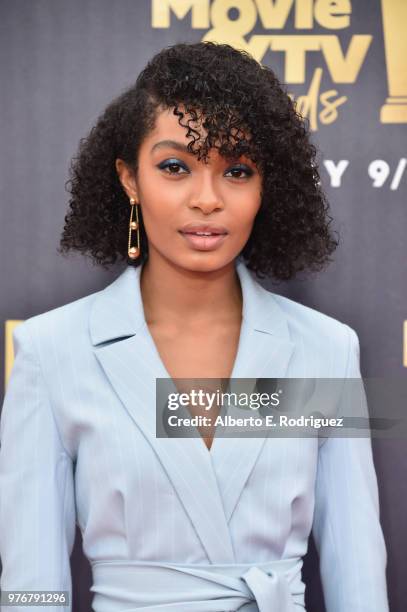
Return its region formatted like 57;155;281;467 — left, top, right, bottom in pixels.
147;324;241;449
54;359;320;560
147;321;241;380
73;388;319;556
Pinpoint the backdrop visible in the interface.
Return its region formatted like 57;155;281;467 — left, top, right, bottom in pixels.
0;1;406;610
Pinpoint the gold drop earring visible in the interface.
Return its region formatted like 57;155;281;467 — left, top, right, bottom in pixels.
128;197;141;260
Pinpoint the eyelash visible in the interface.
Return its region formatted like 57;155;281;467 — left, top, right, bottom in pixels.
157;159;254;179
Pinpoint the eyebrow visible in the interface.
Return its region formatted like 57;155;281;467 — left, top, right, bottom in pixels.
150;139;253;166
150;140;192;155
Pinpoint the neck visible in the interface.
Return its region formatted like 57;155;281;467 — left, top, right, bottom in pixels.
139;253;243;328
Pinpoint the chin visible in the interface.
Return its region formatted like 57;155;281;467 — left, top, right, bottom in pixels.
179;253;237;274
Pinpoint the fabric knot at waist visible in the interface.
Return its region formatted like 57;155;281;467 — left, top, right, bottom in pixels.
90;557;305;611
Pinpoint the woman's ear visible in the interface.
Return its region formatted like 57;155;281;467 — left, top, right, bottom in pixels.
115;158;139;201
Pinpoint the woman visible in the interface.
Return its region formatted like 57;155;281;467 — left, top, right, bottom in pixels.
0;42;389;611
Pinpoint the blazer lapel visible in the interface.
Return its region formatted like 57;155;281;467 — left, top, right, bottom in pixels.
89;259;295;561
209;262;296;523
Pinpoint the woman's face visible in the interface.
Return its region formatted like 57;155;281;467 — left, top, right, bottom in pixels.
116;106;262;273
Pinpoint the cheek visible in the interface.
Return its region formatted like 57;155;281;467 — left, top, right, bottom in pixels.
140;201;175;235
231;194;262;229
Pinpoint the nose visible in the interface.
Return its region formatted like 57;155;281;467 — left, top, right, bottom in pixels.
187;171;224;214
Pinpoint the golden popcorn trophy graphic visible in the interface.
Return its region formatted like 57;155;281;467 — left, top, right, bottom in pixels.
380;0;407;123
4;320;22;389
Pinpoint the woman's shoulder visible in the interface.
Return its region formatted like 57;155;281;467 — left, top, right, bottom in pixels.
15;284;104;349
263;289;359;377
241;262;355;348
264;287;357;359
271;289;351;331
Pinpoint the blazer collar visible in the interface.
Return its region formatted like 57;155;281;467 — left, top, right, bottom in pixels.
89;258;291;346
89;258;295;565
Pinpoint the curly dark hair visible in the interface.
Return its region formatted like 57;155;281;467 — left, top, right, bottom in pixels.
58;41;339;281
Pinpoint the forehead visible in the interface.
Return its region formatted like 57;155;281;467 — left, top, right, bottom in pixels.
150;106;201;138
144;104;253;163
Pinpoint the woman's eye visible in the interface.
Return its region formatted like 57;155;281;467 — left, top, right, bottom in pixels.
157;159;254;179
225;165;253;179
158;159;189;175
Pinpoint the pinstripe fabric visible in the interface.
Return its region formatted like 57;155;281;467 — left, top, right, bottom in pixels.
0;259;389;611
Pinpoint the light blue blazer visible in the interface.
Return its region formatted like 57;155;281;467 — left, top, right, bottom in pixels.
0;259;389;612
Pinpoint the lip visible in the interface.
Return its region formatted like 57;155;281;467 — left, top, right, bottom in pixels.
179;223;229;235
178;224;228;251
180;233;227;251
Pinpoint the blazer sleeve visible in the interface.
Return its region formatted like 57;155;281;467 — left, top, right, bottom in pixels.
0;322;76;612
311;325;389;612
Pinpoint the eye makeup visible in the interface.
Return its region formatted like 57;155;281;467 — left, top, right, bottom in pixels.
156;158;255;178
